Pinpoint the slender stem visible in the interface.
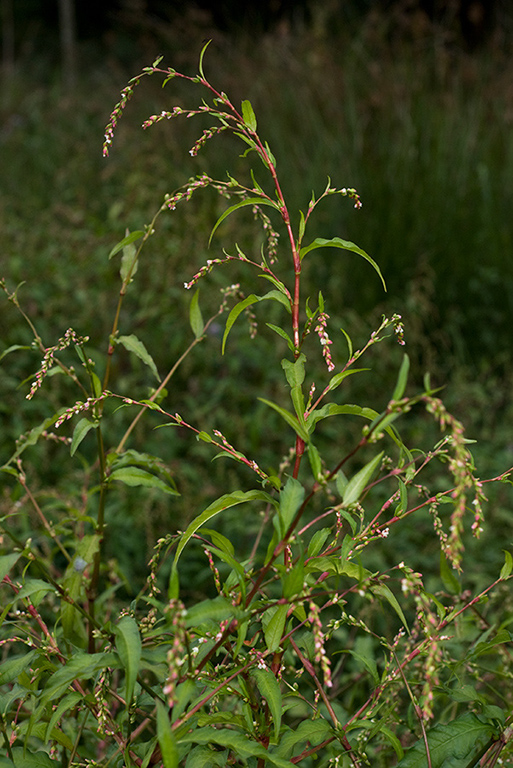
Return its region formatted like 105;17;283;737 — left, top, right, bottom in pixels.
392;649;432;768
289;637;361;767
115;310;222;454
16;463;71;564
102;202;166;394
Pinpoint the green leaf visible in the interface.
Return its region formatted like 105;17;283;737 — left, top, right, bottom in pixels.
371;583;409;633
500;550;513;580
339;649;379;685
264;141;277;167
469;628;511;658
11;747;55;768
184;746;228;767
252;668;282;741
209;198;279;246
290;386;305;422
108;230;144;259
266;323;295;352
307;442;322;481
115;615;142;705
189;289;204;339
198;39;211;80
278;477;305;537
179;727;295;766
0;344;31;362
42;652;117;705
307;528;330;557
258;398;310;442
156;700;179;768
343;452;383;506
259;273;289;297
282;559;304;599
305;403;380;434
203;528;234;556
45;691;83;745
298;209;306;242
173;490;275;568
264;604;288;652
16;579;55;602
392;353;410;401
299;237;386;290
281;354;306;388
90;370;103;398
4;412;66;465
222;290;290;354
0;553;21;583
109;466;179;496
120;238;138;284
272;719;332;759
70;417;98;457
327;368;368;392
396;479;408;516
184;596;236;629
222;294;259;353
397;713;496;768
117;334;160;382
340;326;353;360
241;99;257;131
0;651;37;686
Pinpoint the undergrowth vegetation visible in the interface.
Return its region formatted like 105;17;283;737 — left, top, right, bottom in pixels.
1;16;513;768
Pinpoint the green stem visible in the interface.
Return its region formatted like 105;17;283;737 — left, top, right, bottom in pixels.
115;310;222;454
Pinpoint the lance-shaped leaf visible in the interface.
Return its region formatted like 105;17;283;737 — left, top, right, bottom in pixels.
189;289;204;339
0;650;37;686
277;476;305;538
173;490;276;568
179;726;296;766
392;353;410;401
45;691;83;745
108;466;179;496
300;237;386;291
115;615;142;705
209;197;279;246
41;652;118;705
272;718;332;759
252;668;282;742
343;452;383;506
70;417;98;457
117;334;160;382
241;99;257;131
184;595;237;629
0;553;21;584
108;230;144;259
264;604;289;653
258;398;310;443
156;701;179;768
120;238;138;284
370;582;409;633
500;550;513;580
0;344;31;362
305;403;380;434
222;290;291;354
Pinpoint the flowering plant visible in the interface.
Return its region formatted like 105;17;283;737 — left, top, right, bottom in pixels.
1;43;513;768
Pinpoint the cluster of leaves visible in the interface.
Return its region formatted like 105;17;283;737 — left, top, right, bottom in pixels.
1;44;513;768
